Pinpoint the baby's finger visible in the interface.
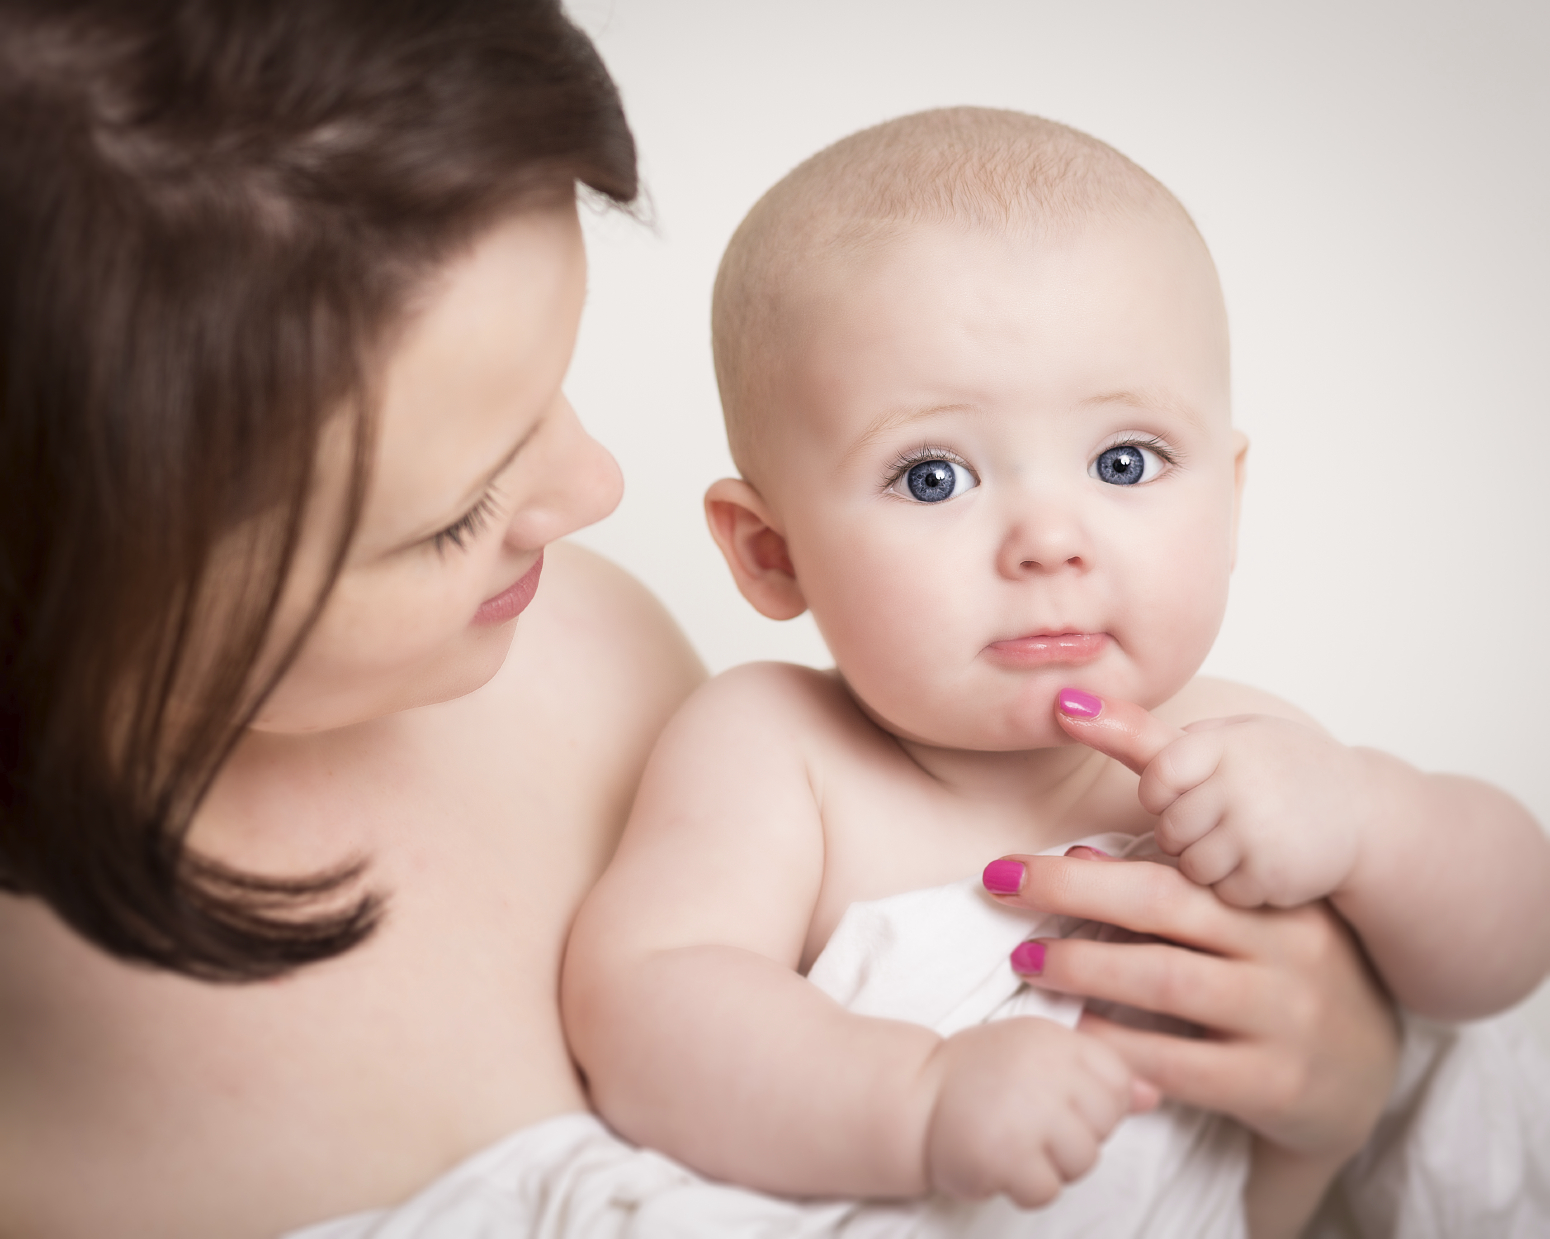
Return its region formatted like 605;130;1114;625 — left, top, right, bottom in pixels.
1174;827;1245;890
1153;780;1227;856
1136;729;1226;817
1132;1078;1162;1112
1043;1113;1103;1185
1053;689;1183;777
1208;865;1273;910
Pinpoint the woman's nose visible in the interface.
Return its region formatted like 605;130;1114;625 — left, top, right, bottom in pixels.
994;489;1090;579
503;397;623;548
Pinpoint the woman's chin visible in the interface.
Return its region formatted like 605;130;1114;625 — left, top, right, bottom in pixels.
252;629;517;734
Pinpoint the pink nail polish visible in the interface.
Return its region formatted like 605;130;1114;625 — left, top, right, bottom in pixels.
1011;940;1046;975
982;858;1026;894
1064;844;1112;860
1057;688;1103;718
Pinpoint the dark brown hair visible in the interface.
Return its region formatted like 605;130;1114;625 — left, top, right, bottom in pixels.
0;0;636;979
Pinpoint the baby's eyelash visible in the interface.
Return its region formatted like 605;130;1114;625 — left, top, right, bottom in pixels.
432;489;504;555
1108;434;1180;465
883;444;971;489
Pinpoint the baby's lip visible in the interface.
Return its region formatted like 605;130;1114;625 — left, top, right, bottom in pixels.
983;631;1110;667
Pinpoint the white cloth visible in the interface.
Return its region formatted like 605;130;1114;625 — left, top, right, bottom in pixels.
803;831;1250;1239
1307;1011;1550;1239
283;832;1550;1238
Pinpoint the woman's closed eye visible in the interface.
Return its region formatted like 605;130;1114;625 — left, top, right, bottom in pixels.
888;450;979;504
1090;439;1173;487
432;488;504;554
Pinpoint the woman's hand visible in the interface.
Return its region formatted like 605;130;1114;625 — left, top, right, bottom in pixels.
983;849;1400;1234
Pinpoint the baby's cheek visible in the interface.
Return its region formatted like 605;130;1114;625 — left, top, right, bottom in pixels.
1118;533;1232;702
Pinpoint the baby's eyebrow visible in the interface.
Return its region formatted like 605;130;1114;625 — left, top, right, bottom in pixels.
1081;388;1206;429
842;401;976;464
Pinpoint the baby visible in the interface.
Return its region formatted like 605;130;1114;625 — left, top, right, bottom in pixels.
564;109;1550;1236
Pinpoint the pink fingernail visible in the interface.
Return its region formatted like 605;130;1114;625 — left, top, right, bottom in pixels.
1064;844;1113;860
1011;940;1046;975
1057;688;1102;718
982;858;1026;894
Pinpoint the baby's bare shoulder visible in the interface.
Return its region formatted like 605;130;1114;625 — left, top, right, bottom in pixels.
664;660;881;762
1156;675;1322;729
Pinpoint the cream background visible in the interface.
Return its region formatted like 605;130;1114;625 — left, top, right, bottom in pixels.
559;2;1550;1043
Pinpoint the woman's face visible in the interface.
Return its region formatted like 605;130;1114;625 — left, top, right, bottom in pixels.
253;203;621;733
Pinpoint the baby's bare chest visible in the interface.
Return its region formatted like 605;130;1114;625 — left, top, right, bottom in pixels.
800;742;1153;967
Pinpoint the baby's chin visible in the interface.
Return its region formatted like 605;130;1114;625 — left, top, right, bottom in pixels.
841;666;1191;755
840;681;1085;754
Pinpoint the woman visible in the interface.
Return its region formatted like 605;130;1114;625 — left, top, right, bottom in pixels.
0;2;1395;1235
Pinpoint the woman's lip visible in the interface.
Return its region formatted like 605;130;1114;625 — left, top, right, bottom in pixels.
473;552;544;626
984;631;1110;667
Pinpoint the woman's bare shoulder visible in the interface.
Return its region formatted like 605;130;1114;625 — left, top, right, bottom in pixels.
500;540;705;712
1156;675;1323;729
471;544;706;827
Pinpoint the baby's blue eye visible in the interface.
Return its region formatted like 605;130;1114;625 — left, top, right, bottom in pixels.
903;458;977;503
1091;444;1164;486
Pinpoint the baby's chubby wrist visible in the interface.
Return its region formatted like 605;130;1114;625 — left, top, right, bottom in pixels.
1330;745;1426;903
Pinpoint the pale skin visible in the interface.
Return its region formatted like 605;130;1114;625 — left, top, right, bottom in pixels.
0;204;705;1239
1041;692;1550;1019
564;207;1541;1238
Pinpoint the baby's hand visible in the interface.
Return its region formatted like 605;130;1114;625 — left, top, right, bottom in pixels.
922;1018;1155;1207
1054;689;1372;908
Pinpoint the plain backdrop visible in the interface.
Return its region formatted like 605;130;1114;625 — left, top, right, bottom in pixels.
558;1;1550;1042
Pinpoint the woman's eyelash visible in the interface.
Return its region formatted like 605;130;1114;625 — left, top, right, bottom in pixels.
432;489;503;554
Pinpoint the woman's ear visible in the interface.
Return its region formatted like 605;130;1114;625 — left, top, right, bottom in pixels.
1229;429;1249;570
704;478;807;620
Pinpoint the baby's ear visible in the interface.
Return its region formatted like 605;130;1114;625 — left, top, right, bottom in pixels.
704;479;807;620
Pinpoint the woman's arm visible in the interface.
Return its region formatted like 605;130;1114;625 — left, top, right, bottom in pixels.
986;849;1400;1239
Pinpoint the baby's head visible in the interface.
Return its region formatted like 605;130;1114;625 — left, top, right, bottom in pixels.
707;108;1246;752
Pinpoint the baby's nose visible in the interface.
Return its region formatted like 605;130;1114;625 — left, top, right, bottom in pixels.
995;497;1090;578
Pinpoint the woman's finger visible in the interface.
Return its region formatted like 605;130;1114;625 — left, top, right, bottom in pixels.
1076;1011;1268;1118
984;852;1262;958
1017;935;1280;1036
1052;689;1182;777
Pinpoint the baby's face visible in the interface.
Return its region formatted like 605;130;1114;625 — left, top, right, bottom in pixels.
758;210;1242;752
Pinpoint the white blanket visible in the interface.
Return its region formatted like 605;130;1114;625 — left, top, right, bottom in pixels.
284;834;1550;1238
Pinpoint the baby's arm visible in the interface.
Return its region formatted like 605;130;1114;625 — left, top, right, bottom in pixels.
1056;685;1550;1020
563;664;1146;1203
